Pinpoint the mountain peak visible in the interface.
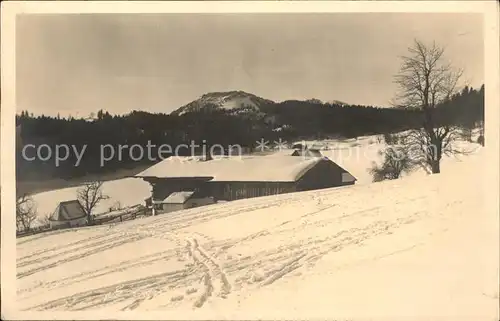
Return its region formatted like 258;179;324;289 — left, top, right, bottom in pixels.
171;91;274;116
200;90;250;98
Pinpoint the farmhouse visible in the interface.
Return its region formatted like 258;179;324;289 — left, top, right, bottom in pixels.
136;153;356;215
48;200;87;229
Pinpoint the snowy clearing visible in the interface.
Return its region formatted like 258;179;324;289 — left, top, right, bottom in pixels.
16;147;498;320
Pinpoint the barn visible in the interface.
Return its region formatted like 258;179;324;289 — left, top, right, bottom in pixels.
136;153;356;215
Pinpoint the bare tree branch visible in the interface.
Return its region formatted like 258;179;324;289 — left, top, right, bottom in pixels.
77;180;109;224
16;194;38;232
393;39;464;174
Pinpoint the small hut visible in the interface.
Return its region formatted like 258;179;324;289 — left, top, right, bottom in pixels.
152;191;214;215
48;200;87;229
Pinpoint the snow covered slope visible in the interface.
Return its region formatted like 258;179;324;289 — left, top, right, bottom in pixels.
16;148;498;320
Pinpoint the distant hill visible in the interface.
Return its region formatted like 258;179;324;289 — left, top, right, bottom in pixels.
325;99;348;106
171;91;275;116
305;99;348;106
172;91;351;117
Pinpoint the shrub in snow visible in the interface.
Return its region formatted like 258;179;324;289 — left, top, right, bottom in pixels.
369;145;417;182
186;288;198;295
170;294;184;302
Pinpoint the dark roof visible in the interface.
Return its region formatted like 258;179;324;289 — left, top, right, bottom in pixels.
49;200;87;221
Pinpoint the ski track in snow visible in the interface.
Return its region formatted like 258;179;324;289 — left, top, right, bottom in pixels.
18;181;471;310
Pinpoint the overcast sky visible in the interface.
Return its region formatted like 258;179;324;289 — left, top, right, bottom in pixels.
16;13;483;117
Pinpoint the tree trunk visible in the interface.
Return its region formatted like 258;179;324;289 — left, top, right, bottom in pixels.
430;159;441;174
428;132;443;174
86;213;93;225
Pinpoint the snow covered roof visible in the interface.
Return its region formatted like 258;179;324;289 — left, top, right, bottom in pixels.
161;191;196;204
49;200;87;222
136;155;328;182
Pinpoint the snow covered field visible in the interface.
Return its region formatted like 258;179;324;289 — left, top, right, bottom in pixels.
16;145;498;319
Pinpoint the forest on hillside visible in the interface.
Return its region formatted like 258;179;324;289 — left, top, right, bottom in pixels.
16;85;484;181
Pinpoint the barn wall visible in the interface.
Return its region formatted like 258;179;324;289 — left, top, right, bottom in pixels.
207;181;296;201
185;197;215;208
296;159;349;191
159;203;186;214
70;217;87;227
49;217;87;229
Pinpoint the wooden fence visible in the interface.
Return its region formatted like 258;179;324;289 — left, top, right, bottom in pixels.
92;206;151;225
16;206;152;238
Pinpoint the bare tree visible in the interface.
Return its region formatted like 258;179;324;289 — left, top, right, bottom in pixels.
393;39;464;174
16;194;38;232
77;180;109;224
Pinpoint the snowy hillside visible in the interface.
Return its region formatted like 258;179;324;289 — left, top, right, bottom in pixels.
171;91;274;116
16;148;498;319
325;99;348;106
296;132;483;184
